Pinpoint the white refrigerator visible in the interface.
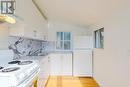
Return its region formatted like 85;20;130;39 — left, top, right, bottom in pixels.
73;36;93;77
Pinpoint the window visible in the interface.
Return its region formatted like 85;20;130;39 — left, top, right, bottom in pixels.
94;28;104;48
56;32;72;50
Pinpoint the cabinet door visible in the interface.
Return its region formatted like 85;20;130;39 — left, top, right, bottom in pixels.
9;24;37;39
40;57;48;78
9;24;25;37
73;50;92;77
50;54;62;76
39;56;50;87
73;36;93;49
61;53;72;76
38;58;46;87
47;56;51;76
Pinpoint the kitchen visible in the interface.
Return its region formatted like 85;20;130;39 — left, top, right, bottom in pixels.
0;0;130;87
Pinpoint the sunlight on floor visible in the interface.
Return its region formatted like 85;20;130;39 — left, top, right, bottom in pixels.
46;76;100;87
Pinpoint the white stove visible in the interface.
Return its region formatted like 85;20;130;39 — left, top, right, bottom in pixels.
0;50;40;87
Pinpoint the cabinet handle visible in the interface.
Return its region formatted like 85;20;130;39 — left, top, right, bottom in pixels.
33;30;37;37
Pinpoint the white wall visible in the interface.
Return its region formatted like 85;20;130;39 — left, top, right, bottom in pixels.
92;1;130;87
0;24;9;50
15;0;48;37
48;22;92;41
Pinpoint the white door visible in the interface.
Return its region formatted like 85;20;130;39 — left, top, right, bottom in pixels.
73;50;92;77
61;53;72;76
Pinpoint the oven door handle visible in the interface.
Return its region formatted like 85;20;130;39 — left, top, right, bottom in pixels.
17;69;40;87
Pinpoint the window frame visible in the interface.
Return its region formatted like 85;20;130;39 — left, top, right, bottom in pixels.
56;31;72;51
94;28;104;49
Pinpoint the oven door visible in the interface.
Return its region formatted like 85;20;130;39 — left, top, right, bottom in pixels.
17;69;40;87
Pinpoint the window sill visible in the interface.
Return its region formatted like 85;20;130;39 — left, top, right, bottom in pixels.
93;48;104;51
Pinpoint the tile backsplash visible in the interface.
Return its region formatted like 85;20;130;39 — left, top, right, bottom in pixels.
8;36;48;59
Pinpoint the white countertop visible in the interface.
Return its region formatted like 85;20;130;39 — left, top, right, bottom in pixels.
20;55;48;62
20;51;73;62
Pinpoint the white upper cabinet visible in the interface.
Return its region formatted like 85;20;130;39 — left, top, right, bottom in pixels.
73;36;93;49
9;0;48;40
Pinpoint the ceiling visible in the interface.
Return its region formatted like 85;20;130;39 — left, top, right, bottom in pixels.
35;0;127;26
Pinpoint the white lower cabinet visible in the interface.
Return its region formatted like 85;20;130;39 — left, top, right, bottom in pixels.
61;54;73;75
73;50;93;77
50;53;61;76
50;53;72;76
38;56;50;87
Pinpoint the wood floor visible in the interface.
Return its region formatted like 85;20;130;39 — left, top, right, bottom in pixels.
46;76;100;87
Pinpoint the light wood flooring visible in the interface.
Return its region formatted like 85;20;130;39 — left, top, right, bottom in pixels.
46;76;100;87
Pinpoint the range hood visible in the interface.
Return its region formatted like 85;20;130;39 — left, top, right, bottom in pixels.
0;14;16;24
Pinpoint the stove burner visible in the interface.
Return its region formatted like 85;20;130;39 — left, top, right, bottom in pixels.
2;67;20;72
8;61;21;64
18;61;33;65
0;66;4;70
